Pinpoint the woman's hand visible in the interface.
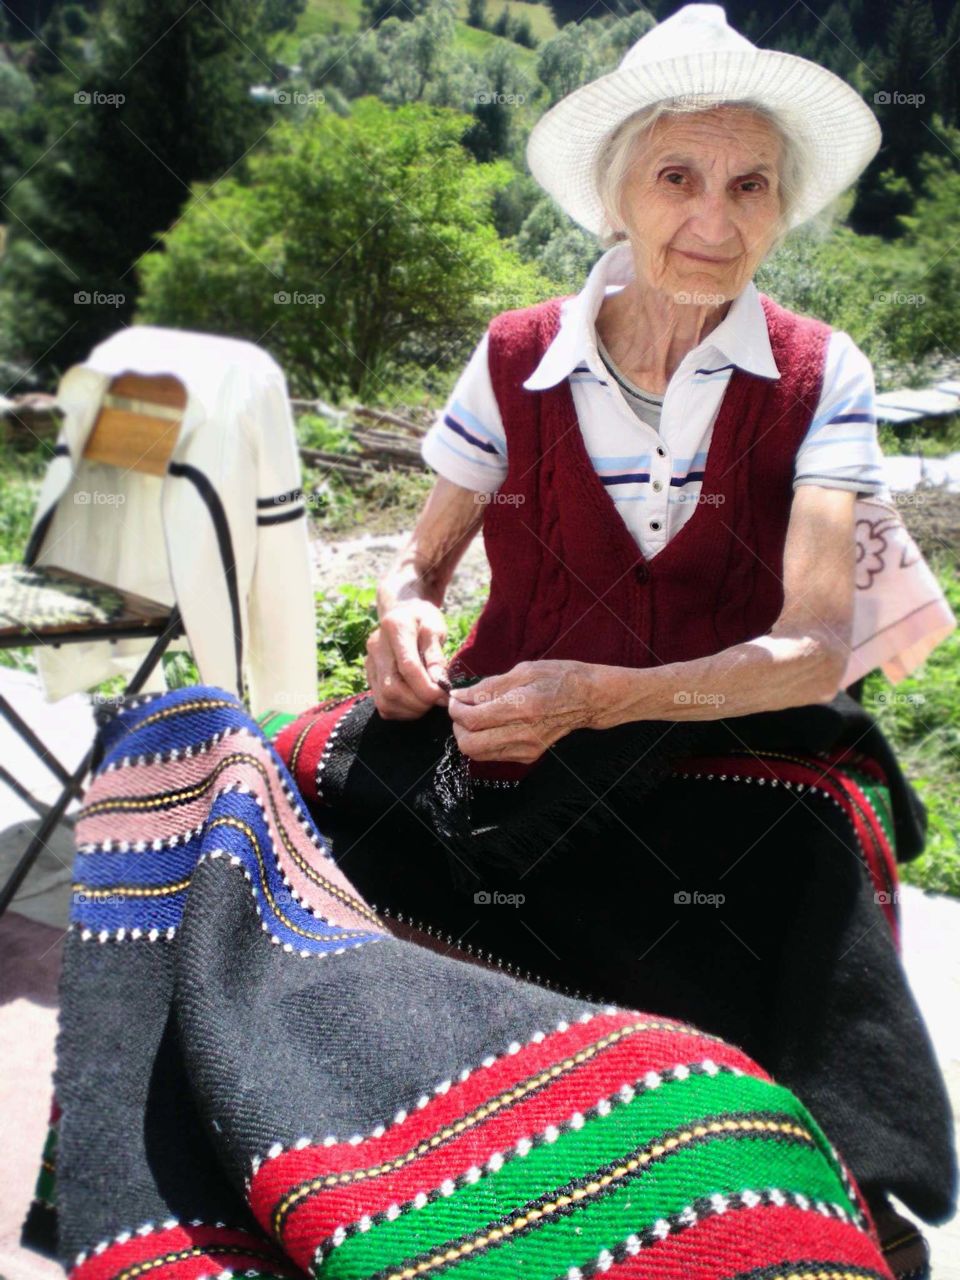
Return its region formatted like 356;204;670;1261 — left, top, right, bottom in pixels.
365;599;451;720
447;660;599;763
369;476;485;720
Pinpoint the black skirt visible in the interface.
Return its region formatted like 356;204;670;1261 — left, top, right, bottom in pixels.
304;689;958;1228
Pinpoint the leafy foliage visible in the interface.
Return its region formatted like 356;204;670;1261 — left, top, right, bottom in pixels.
0;0;278;388
135;97;557;399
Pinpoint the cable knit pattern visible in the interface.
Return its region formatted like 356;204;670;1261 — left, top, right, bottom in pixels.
450;291;831;685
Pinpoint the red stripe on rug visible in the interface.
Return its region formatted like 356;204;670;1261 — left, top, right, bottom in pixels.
70;1224;297;1280
277;1052;769;1260
251;1019;764;1256
255;1011;758;1177
598;1202;893;1278
273;693;368;806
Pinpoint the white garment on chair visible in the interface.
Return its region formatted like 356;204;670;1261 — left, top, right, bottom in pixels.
24;325;318;718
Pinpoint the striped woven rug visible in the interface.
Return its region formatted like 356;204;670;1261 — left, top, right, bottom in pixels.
22;685;895;1280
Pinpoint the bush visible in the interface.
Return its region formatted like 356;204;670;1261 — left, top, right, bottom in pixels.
135;97;556;401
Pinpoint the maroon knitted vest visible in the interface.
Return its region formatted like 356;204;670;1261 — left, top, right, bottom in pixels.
448;291;831;780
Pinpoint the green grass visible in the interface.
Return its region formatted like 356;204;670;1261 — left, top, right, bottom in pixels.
311;580;481;698
861;550;960;897
878;414;960;458
303;461;434;535
0;434;50;565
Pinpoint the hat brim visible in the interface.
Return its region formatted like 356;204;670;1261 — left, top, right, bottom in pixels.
525;48;882;236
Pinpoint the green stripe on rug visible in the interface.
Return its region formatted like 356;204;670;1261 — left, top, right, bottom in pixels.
438;1139;852;1280
320;1136;850;1280
838;766;896;848
319;1071;854;1279
33;1119;57;1207
257;709;298;741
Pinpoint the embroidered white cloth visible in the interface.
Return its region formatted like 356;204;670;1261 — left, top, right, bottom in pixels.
23;325;317;717
848;496;955;685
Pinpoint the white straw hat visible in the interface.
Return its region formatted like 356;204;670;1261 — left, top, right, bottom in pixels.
526;3;881;236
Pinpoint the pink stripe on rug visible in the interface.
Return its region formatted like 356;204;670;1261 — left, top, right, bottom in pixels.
75;730;378;932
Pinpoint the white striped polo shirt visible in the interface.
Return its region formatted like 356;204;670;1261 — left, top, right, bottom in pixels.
421;240;890;561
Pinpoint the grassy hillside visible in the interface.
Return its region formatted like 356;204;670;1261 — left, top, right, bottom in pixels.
269;0;557;62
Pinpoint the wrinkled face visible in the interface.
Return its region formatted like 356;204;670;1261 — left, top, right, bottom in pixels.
615;107;785;304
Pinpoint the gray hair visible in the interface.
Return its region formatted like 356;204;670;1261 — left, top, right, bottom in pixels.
593;97;829;259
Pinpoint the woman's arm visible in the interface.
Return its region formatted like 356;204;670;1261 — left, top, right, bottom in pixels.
366;475;485;718
447;485;858;761
590;484;858;725
376;475;486;616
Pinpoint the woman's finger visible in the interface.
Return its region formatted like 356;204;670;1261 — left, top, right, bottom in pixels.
383;615;443;703
419;622;448;685
367;632;435;718
449;682;529;729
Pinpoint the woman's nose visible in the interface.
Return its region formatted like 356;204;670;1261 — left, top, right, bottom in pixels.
685;190;738;247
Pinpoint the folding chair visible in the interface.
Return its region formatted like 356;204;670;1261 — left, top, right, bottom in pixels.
0;372;188;916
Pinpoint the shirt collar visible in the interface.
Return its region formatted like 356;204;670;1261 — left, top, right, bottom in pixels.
522;239;780;391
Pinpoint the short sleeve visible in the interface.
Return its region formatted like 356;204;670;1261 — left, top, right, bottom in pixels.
420;328;509;494
793;331;889;499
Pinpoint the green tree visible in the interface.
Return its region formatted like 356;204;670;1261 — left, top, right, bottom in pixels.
0;0;279;390
536;22;602;104
894;139;960;355
135;98;558;399
490;5;511;36
359;0;431;28
0;52;35;189
850;0;942;235
463;41;536;161
936;3;960;127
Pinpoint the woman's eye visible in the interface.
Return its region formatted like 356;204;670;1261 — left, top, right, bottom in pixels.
661;171;685;184
739;179;765;192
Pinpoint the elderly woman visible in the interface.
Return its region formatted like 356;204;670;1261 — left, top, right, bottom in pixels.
271;7;957;1276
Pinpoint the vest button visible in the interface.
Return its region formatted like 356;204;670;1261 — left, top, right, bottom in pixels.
634;561;649;583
